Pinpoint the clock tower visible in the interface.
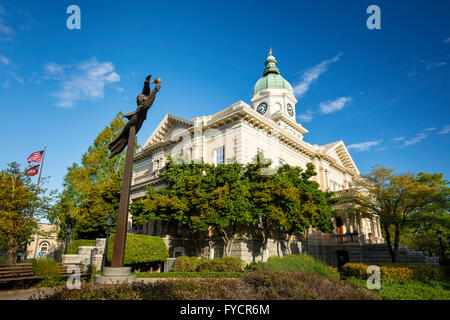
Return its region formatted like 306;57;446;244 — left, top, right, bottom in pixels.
251;50;298;121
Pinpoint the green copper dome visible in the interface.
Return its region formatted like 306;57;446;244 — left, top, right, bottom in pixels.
254;54;293;94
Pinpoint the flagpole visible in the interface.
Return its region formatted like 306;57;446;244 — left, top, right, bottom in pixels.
36;145;47;190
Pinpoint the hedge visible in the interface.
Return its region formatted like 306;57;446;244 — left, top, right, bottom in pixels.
106;233;169;265
245;254;340;280
341;263;446;281
66;239;96;254
172;256;244;272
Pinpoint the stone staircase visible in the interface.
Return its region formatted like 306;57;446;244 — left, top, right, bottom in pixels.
361;244;438;264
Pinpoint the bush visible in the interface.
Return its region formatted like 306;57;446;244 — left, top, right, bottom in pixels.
172;256;204;272
341;263;368;279
341;263;446;281
66;239;96;254
106;233;169;265
134;271;243;278
87;265;97;283
34;270;380;300
246;255;340;280
172;256;244;272
32;258;61;287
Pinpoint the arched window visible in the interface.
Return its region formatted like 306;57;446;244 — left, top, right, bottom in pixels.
38;241;50;257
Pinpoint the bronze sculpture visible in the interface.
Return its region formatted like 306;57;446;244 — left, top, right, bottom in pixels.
108;75;161;158
107;74;161;269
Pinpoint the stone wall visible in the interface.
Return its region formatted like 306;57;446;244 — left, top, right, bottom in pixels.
61;238;106;271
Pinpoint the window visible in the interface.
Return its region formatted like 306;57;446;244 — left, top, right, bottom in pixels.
215;147;225;165
213;247;224;258
39;241;50;257
173;247;185;258
278;159;285;167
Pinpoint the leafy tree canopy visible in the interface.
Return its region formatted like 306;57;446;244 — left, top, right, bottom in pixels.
0;162;53;263
340;165;449;262
133;156;338;258
48;112;135;239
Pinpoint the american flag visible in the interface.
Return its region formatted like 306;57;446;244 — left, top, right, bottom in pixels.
26;165;40;176
27;150;43;164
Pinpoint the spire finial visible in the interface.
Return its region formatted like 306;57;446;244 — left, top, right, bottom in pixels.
268;47;272;56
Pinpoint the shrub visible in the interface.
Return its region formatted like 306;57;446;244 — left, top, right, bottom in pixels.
106;233;169;266
246;254;340;280
87;265;97;283
341;263;446;281
242;270;378;300
341;263;368;279
172;256;244;272
410;264;446;281
172;256;204;272
34;270;380;300
66;239;96;254
196;257;244;272
32;258;61;287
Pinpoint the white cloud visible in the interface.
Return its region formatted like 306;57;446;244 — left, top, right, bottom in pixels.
319;96;352;114
44;63;67;76
401;133;427;147
0;17;14;39
422;127;436;132
442;37;450;43
348;140;382;151
296;110;315;122
391;136;405;142
47;58;120;108
0;70;23;88
0;5;14;41
438;124;450;134
293;53;342;97
424;61;447;70
0;54;9;65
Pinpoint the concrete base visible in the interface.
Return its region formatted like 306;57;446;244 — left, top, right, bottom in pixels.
94;267;136;284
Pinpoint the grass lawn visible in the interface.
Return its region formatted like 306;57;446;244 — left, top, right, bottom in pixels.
345;278;450;300
132;271;243;278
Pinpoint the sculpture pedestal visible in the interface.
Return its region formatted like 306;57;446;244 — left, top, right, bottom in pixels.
94;267;136;284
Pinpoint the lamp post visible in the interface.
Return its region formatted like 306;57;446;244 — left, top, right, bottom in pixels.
64;223;72;254
102;214;113;272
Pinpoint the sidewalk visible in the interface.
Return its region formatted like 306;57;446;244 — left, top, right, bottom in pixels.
0;287;54;300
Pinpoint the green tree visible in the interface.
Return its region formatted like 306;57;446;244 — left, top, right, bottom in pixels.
134;156;338;260
274;163;338;254
0;162;52;263
245;158;337;260
340;165;449;262
48;112;132;239
400;207;450;257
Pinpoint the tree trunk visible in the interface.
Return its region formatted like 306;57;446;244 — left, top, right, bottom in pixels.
383;225;396;263
261;233;269;262
284;234;292;256
7;238;18;264
393;224;400;263
224;234;238;257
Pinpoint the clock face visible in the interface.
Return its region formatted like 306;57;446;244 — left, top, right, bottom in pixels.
257;102;268;115
287;104;294;117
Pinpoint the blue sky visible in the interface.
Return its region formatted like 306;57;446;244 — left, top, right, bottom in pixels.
1;0;449;201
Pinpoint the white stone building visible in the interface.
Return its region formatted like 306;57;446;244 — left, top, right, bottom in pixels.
129;52;388;266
